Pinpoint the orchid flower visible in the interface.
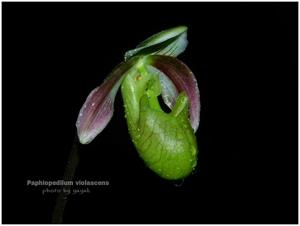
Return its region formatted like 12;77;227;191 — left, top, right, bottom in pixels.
76;26;200;180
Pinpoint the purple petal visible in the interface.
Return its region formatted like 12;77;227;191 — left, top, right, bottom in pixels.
148;55;200;132
146;65;179;109
76;60;135;144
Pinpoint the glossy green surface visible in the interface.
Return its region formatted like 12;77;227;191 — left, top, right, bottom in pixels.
121;57;198;180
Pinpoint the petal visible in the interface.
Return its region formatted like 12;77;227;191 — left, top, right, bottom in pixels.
147;55;200;132
76;59;136;144
124;26;188;61
146;65;179;109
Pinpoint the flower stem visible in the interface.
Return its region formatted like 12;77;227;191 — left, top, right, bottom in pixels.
52;135;80;223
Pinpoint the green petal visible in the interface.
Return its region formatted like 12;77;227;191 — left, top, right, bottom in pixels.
124;26;188;61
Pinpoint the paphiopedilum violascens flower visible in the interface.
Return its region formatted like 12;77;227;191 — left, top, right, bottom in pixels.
76;26;200;180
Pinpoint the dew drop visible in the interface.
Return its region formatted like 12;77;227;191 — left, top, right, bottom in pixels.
91;102;95;106
173;179;185;187
191;167;198;175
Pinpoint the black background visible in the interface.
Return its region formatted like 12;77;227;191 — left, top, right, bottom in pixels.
2;2;298;224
